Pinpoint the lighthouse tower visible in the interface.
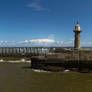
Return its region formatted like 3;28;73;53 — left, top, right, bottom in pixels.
73;22;82;50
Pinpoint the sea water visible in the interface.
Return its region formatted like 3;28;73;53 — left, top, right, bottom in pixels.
0;62;92;92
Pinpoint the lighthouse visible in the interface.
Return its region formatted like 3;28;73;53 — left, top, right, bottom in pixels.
73;22;82;50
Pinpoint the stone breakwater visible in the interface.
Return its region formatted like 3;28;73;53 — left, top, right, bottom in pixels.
31;50;92;72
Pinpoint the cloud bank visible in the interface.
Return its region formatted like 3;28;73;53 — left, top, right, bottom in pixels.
0;38;92;47
0;38;73;47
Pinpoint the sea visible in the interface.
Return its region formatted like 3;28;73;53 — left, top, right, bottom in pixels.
0;61;92;92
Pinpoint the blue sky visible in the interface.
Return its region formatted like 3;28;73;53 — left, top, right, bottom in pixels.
0;0;92;46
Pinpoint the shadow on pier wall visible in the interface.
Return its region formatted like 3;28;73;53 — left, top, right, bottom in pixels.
31;59;92;72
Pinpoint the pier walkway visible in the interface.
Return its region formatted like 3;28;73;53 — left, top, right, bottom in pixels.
0;47;51;55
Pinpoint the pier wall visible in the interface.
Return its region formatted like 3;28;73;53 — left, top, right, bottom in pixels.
52;50;92;61
31;50;92;71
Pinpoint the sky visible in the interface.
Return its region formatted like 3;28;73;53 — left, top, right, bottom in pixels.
0;0;92;47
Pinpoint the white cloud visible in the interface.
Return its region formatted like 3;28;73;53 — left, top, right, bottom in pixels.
27;0;49;11
22;39;74;47
30;39;55;43
27;2;44;11
22;39;55;47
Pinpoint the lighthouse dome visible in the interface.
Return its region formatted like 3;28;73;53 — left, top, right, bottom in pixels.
75;24;81;31
74;22;82;32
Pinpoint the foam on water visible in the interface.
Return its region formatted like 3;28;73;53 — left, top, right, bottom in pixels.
32;69;51;73
32;69;71;73
0;59;31;63
0;59;4;62
64;69;70;72
8;60;31;63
